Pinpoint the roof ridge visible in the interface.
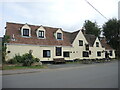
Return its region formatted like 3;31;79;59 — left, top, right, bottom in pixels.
6;22;60;29
71;30;80;34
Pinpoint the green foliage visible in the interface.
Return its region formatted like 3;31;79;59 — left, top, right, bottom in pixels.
102;18;119;57
8;53;40;66
7;54;21;64
8;58;18;64
83;20;101;36
34;58;40;62
14;54;23;63
2;35;10;63
22;53;34;66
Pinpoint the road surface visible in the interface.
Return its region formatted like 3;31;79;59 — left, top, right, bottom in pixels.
3;61;118;88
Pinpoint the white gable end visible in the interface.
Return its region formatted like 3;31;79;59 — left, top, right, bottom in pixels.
93;37;102;48
72;30;88;46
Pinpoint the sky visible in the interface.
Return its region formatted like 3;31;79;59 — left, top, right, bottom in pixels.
0;0;119;37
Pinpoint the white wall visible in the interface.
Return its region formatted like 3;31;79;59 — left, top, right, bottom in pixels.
6;44;72;61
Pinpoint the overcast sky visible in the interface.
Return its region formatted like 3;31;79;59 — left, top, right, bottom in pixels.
0;0;119;37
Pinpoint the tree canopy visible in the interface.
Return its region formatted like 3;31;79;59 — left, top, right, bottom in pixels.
102;18;119;49
102;18;120;57
83;20;101;37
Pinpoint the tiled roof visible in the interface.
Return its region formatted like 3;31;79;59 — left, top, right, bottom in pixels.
100;38;114;50
63;30;80;43
5;22;114;50
5;22;72;46
84;34;96;46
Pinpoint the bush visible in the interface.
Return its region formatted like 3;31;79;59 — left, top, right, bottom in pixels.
8;58;18;64
22;53;39;66
7;53;40;66
34;58;40;62
14;54;23;63
22;59;34;66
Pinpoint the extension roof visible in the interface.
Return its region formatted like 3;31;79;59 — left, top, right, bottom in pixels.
100;38;114;50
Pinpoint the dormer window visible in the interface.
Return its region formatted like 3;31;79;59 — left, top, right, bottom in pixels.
38;30;44;38
36;26;46;39
96;42;99;47
21;24;31;37
23;29;29;37
57;33;62;40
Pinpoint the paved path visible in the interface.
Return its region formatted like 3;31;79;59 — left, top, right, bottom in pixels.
2;61;118;88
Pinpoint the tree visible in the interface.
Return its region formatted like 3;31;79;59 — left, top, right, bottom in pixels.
102;18;120;57
2;35;10;62
83;20;101;37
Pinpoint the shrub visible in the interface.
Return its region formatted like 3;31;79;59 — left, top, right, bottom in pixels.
14;54;23;63
22;59;34;66
22;53;38;66
8;58;18;64
7;53;40;66
34;58;40;62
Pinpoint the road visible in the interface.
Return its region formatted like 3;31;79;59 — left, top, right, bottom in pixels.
3;61;118;88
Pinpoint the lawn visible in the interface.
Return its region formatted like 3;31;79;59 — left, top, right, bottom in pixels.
2;65;48;70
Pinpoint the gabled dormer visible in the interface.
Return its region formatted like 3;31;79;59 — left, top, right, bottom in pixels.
36;26;46;39
21;23;31;37
93;37;102;48
55;28;63;40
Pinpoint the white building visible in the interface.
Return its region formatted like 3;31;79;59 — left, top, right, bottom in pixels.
5;22;115;63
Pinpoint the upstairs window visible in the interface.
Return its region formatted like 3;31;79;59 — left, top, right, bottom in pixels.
85;44;89;50
97;51;101;56
109;51;113;56
23;29;29;37
38;30;44;38
56;47;62;56
43;50;51;58
96;42;99;47
57;33;62;40
79;40;83;46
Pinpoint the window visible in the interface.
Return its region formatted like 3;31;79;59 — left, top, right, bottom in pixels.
38;30;44;38
23;29;29;36
96;42;99;47
43;50;51;58
85;44;89;50
63;52;70;57
89;51;91;55
83;51;89;57
97;51;101;56
79;40;83;46
109;51;113;56
57;33;62;40
56;47;62;56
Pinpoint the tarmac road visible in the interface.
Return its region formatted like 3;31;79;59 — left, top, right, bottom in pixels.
2;61;118;88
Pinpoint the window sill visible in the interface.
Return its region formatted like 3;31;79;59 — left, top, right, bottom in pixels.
43;57;51;58
37;37;46;39
22;36;31;38
57;39;63;40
